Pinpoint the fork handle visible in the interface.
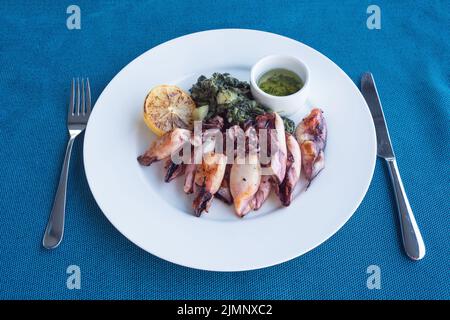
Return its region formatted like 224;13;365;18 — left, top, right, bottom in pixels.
386;158;426;260
43;137;75;249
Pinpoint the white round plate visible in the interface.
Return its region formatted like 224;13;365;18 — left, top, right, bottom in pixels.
84;29;376;271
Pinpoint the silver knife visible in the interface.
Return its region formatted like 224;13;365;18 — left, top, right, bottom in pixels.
361;72;425;260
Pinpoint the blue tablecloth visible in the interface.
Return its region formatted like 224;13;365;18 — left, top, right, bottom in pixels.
0;0;448;300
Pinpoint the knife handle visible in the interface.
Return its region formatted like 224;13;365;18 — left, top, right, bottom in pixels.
386;159;426;260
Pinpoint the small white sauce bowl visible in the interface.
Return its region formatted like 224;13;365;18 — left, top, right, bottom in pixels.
250;54;310;116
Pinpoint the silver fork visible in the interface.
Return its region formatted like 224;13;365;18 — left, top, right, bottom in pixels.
43;78;91;249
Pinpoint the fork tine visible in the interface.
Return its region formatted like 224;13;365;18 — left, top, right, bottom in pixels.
86;78;91;115
69;78;75;116
81;78;86;115
76;77;81;115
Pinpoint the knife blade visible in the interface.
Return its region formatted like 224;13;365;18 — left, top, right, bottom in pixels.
361;72;394;159
360;72;425;260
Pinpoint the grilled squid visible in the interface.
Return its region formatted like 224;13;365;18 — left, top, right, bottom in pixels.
250;175;272;210
137;128;191;166
295;108;327;186
164;159;185;182
215;165;233;204
230;152;261;217
192;152;227;216
278;133;301;206
230;127;261;217
255;112;287;184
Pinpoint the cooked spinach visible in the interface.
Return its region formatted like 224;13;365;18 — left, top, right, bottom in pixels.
190;73;294;133
282;117;295;134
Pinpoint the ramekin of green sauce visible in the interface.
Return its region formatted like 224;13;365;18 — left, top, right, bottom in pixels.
258;68;304;96
250;55;310;116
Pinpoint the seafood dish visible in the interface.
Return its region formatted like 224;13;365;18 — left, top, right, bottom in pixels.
137;73;327;217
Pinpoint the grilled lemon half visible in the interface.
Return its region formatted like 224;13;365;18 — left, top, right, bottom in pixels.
143;85;195;136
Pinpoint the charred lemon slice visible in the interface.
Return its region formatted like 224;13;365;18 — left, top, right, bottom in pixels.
143;85;195;136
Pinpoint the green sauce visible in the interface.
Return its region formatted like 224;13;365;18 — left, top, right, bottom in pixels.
258;68;303;96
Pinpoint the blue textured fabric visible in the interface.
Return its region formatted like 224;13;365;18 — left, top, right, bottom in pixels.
0;0;449;300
